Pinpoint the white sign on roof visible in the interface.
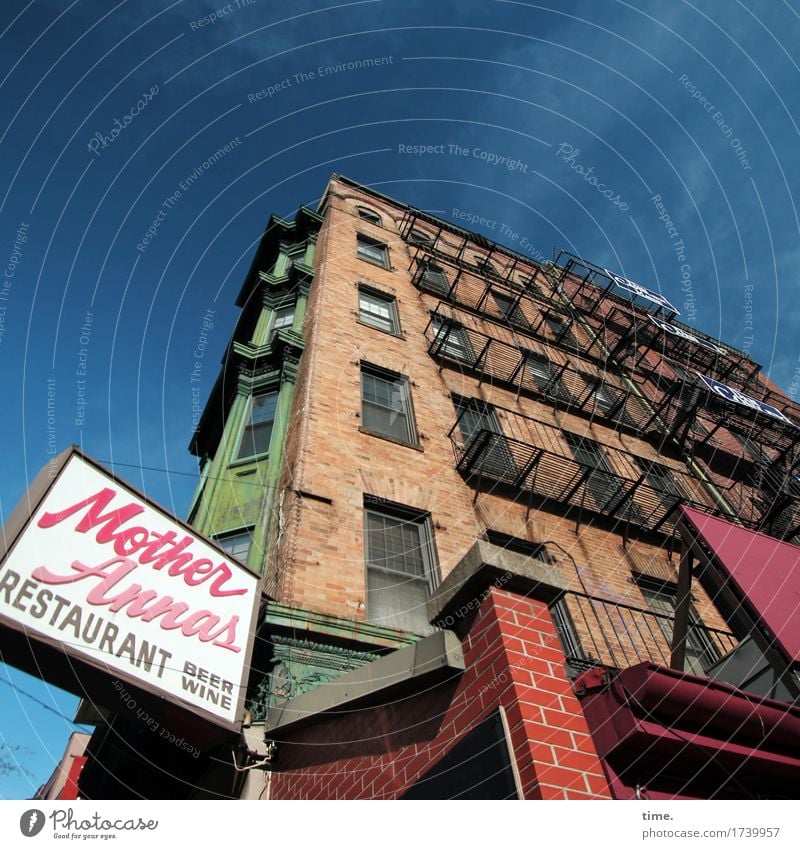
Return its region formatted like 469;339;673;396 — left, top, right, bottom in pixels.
604;268;680;314
0;450;260;730
697;373;793;426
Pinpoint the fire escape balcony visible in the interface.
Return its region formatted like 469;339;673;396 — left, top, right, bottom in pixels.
550;590;737;678
448;404;722;538
641;371;800;541
548;249;763;389
426;306;655;436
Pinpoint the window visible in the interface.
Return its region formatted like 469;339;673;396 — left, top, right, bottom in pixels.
216;530;253;564
474;255;497;275
283;244;306;272
358;287;399;334
591;378;635;426
361;366;417;445
409;229;434;246
357;207;382;226
364;503;437;634
357;234;389;268
638;581;720;675
237;390;278;460
491;291;527;326
431;315;474;363
633;457;685;510
419;261;450;296
564;432;626;513
268;304;295;343
526;353;570;402
544;312;578;349
454;398;516;479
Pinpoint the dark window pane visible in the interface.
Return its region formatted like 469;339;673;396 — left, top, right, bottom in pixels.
361;369;415;444
237;392;278;459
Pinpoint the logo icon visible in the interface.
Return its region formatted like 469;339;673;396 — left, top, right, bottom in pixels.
19;809;45;837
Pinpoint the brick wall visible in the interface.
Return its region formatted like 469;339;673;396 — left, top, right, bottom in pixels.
268;586;611;800
266;179;715;631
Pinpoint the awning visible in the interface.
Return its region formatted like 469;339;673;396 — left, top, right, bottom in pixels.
681;507;800;663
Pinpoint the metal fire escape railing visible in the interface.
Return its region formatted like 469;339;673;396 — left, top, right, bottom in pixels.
424;304;654;436
548;250;772;396
448;404;725;538
637;372;800;541
399;218;800;543
550;591;738;676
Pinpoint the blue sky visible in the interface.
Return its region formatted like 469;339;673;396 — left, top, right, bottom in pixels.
2;0;800;798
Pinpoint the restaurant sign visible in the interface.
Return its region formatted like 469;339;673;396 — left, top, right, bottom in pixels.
0;448;260;731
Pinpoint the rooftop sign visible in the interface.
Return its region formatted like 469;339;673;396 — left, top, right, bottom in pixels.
648;315;727;356
0;448;260;731
604;268;680;315
697;373;793;426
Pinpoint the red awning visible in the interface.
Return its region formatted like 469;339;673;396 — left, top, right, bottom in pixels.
681;507;800;663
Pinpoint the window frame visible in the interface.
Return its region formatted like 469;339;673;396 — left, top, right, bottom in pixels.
431;314;474;363
215;528;254;565
526;352;570;402
491;290;528;327
359;364;419;448
235;389;280;462
356;206;382;226
356;233;390;269
363;500;439;635
267;303;296;344
636;577;721;675
358;285;401;335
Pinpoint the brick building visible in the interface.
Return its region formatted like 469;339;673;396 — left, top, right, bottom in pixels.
77;174;800;799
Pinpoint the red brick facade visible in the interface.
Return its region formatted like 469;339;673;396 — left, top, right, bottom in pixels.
269;587;611;800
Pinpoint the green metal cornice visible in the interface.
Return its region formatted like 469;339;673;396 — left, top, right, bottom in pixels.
236;207;322;308
262;600;418;651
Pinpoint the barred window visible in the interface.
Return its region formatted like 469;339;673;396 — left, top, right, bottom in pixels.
431;315;473;363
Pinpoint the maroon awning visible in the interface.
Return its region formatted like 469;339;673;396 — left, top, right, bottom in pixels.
575;662;800;799
681;507;800;663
